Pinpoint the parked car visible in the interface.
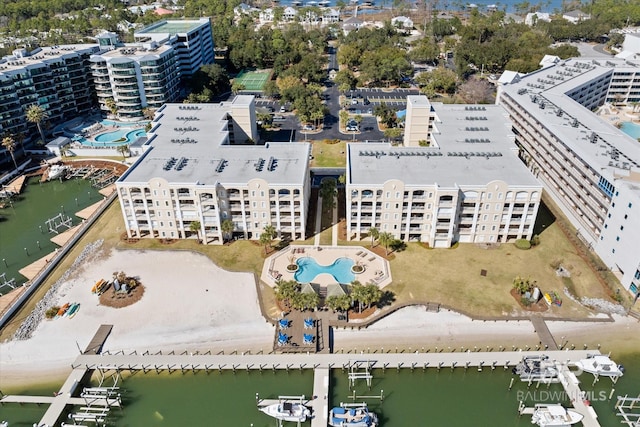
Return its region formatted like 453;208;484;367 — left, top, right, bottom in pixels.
363;98;370;105
346;125;359;132
302;124;315;131
266;106;275;113
351;99;358;105
273;115;286;122
280;105;287;113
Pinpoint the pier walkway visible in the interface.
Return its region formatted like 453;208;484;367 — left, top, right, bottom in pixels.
311;367;330;427
83;324;113;355
74;349;595;372
3;349;604;427
530;315;559;350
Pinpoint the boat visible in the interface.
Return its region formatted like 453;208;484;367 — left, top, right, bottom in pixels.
259;402;311;422
47;164;67;181
530;403;583;426
512;355;558;382
92;278;106;294
66;303;80;318
574;355;624;377
329;404;378;427
56;303;71;318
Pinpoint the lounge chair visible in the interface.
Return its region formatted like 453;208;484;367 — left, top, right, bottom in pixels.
369;256;376;262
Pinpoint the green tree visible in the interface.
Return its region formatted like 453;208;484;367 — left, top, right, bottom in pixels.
350;281;367;312
260;224;276;254
2;135;18;169
275;280;301;306
189;220;202;243
326;294;352;312
378;232;394;256
105;98;117;117
368;227;379;247
320;178;337;211
363;283;383;309
116;144;129;160
142;107;155;121
221;219;234;242
26;105;49;144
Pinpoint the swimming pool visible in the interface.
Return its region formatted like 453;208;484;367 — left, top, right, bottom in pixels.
620;122;640;139
90;129;146;146
294;257;355;284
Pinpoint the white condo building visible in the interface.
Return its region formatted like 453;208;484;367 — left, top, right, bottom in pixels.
347;95;542;248
116;96;311;244
497;56;640;297
0;45;99;142
90;32;180;120
134;18;214;78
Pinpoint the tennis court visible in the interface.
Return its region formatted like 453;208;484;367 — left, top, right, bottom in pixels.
234;69;271;91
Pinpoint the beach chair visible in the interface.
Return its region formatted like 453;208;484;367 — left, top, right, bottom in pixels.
279;319;289;329
303;334;314;345
304;318;314;329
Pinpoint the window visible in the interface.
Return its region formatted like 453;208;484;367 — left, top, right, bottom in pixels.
251;190;256;197
252;202;257;208
165;201;169;207
260;191;265;197
485;204;490;210
629;203;633;208
491;225;496;231
394;213;398;219
493;215;498;221
169;222;173;227
386;192;390;198
634;270;640;280
428;192;433;198
158;212;162;217
498;192;503;200
160;222;164;227
385;203;390;209
384;213;389;219
153;190;157;196
624;214;628;220
483;214;488;221
163;190;167;196
621;226;624;230
155;201;159;207
395;192;400;198
495;204;500;211
487;193;492;200
616;236;620;241
262;212;266;218
481;225;486;231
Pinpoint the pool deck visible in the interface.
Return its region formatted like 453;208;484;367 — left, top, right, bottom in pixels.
261;245;392;289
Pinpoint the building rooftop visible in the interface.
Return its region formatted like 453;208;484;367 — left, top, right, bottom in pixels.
91;43;172;61
135;19;209;36
0;44;99;75
119;98;310;187
348;104;539;188
499;57;640;185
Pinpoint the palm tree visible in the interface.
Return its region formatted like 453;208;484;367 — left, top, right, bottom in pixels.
189;220;202;243
368;227;379;247
59;144;70;159
105;98;118;117
378;232;394;256
116;144;130;160
2;135;18;169
260;225;276;254
221;219;234;243
26;105;49;144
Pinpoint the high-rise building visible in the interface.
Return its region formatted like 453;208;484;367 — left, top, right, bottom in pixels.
497;56;640;296
0;45;99;142
116;96;310;244
90;33;180;120
134;18;214;78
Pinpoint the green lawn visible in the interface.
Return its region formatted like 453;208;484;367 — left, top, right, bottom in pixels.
311;140;346;168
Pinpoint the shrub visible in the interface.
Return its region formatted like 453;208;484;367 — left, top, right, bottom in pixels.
530;234;541;246
520;296;532;307
515;239;531;250
45;307;60;319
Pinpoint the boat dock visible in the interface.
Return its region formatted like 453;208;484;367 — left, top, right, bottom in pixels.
1;324;608;427
615;394;640;426
530;315;559;350
2;175;27;194
311;367;330;427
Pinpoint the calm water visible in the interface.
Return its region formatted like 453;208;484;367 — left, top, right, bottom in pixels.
0;177;101;289
1;353;638;425
620;122;640;140
295;256;355;283
93;128;146;145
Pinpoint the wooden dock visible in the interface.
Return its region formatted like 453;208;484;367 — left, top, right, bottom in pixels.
3;175;27;194
530;315;559;350
311;367;330;427
75;200;103;220
17;251;57;280
83;324;113;355
50;225;80;247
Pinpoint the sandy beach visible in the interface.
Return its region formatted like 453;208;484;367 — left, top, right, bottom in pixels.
1;248;637;390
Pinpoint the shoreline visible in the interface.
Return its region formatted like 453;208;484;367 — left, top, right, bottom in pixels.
1;248;638;392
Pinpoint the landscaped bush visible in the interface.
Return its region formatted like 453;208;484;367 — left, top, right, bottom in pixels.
515;239;531;250
45;307;60;319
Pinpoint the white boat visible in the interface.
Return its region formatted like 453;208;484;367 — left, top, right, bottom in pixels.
47;164;67;181
329;404;378;427
260;402;311;422
575;355;624;377
513;355;558;382
531;404;583;426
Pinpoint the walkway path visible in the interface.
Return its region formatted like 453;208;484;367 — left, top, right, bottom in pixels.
530;316;559;350
331;201;338;246
314;195;323;247
311;367;330;427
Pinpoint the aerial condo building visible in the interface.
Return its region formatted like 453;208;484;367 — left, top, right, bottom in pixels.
346;95;543;248
497;56;640;296
116;96;311;244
